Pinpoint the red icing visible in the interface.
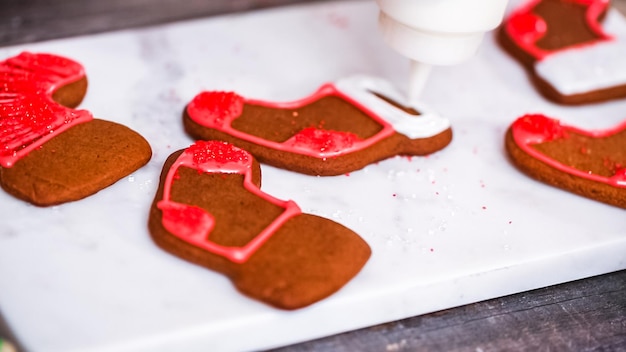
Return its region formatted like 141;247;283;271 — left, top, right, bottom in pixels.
511;114;626;188
507;12;547;53
0;52;92;167
160;201;215;240
188;91;244;129
157;140;301;263
512;114;568;144
612;168;626;185
504;0;611;60
186;83;395;159
283;127;360;155
187;138;250;167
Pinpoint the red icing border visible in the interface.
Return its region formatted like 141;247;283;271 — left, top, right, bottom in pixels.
503;0;612;60
157;140;301;263
0;52;93;168
511;114;626;188
186;83;396;159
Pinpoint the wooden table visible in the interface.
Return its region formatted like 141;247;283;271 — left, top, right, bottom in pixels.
1;1;625;351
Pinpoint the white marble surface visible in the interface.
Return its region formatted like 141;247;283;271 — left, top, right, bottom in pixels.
1;1;625;351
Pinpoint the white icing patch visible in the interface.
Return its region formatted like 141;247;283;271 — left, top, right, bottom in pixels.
534;9;626;96
334;75;450;139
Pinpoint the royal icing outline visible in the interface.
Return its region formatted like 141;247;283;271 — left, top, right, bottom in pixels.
157;140;301;264
504;0;612;60
511;114;626;188
503;0;626;95
0;52;93;168
186;76;449;159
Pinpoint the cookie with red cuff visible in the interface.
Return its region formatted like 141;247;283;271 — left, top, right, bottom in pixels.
505;114;626;208
148;140;371;309
0;52;152;206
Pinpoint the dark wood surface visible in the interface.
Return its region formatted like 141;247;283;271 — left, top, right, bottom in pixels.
273;271;626;352
1;1;625;351
0;0;334;46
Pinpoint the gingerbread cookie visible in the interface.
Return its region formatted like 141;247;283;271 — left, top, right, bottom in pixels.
499;0;626;104
0;52;152;206
148;140;371;309
183;76;452;176
505;114;626;208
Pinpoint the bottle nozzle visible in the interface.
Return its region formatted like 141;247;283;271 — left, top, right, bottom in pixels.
408;60;432;104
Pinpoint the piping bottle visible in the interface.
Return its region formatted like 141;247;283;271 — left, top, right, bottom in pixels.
376;0;509;102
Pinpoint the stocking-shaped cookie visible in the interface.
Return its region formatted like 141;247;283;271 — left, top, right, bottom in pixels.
506;114;626;208
183;76;452;176
0;52;152;206
500;0;626;104
148;140;371;309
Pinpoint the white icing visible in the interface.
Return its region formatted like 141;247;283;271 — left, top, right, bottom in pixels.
334;75;450;139
534;9;626;95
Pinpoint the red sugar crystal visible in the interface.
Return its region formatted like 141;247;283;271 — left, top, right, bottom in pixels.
187;140;250;165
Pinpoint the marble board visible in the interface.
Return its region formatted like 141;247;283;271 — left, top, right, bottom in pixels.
0;1;625;351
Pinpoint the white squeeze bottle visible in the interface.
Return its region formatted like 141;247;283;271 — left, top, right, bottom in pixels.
376;0;509;102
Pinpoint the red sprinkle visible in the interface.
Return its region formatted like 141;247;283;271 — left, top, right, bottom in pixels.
187;140;249;165
290;127;358;153
188;91;244;127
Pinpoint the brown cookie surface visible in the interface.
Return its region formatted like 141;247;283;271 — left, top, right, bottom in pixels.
148;141;371;309
505;114;626;209
1;118;152;206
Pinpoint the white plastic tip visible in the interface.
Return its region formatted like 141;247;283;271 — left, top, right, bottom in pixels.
408;60;432;103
